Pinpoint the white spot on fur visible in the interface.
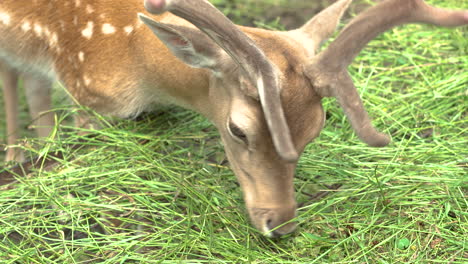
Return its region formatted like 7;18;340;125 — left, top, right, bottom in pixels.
102;23;116;34
124;25;134;35
0;12;11;25
86;5;94;14
21;21;32;32
78;51;85;62
83;76;91;86
75;0;81;7
34;24;43;37
81;21;93;39
50;33;58;47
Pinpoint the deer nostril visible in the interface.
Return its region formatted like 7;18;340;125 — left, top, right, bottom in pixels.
265;218;285;238
252;207;297;237
266;218;273;229
264;216;297;238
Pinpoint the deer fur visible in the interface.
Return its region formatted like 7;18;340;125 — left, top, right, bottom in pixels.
1;0;467;237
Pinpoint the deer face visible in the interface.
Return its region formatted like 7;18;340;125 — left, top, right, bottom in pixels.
139;0;344;236
208;38;326;236
140;12;326;235
141;0;468;236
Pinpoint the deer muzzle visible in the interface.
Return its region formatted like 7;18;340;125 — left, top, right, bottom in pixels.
248;204;298;237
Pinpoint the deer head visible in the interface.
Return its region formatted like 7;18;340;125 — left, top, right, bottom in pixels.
138;0;467;237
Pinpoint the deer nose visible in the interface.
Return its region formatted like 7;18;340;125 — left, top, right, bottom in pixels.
249;206;297;237
265;216;297;238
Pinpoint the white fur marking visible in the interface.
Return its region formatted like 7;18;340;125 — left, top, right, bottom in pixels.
21;21;32;32
102;23;116;34
78;51;85;62
34;24;43;37
86;5;94;14
81;21;94;39
84;76;91;86
124;25;134;35
50;33;58;47
0;12;11;25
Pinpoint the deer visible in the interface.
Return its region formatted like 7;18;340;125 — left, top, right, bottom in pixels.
0;0;466;237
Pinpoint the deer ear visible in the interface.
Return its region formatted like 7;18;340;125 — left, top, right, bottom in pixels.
139;14;223;70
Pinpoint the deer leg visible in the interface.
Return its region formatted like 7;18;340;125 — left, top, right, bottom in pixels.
23;73;54;138
1;65;24;162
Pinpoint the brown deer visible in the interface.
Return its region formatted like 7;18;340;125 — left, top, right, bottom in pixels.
0;0;466;237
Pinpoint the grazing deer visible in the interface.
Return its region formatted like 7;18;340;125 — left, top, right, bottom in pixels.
0;0;466;236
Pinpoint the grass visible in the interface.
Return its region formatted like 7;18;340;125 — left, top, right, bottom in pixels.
1;0;467;262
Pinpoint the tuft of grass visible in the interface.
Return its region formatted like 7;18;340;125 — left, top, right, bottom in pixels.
1;0;467;262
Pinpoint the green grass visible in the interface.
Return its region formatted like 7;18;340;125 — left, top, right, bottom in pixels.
1;0;467;263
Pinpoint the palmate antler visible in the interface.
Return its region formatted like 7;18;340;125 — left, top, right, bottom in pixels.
144;0;298;161
306;0;468;147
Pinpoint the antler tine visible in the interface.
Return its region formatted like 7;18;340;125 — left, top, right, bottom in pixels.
294;0;353;53
144;0;298;161
306;0;468;147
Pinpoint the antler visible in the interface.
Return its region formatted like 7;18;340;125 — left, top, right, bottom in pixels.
306;0;468;147
293;0;353;53
143;0;298;161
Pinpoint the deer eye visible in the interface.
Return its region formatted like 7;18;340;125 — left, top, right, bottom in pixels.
228;122;248;144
